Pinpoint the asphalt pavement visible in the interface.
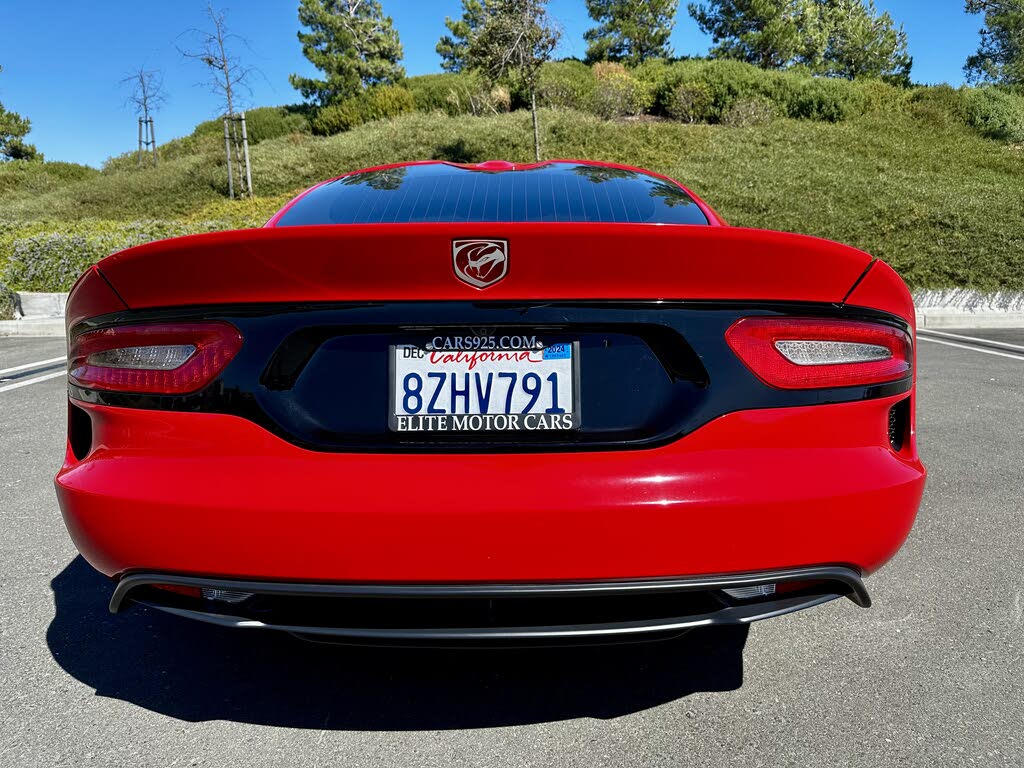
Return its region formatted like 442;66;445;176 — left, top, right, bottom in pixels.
1;329;1022;767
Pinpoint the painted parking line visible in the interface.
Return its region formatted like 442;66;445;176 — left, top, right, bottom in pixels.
918;329;1024;353
0;371;66;394
0;356;66;377
918;336;1024;362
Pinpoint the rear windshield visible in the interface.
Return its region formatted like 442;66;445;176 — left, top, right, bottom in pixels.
274;162;709;226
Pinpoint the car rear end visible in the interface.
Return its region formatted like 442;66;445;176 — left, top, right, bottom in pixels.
55;162;925;642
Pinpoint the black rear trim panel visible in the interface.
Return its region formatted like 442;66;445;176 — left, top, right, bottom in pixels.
110;566;868;642
69;301;912;453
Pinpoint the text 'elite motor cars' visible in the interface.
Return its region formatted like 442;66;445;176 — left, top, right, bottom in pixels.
55;160;926;642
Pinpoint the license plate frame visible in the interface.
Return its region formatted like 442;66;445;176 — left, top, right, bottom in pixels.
387;335;581;434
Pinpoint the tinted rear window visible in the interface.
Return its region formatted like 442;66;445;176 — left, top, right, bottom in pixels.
274;163;709;226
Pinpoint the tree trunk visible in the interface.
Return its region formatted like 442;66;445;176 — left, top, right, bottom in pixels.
530;88;541;162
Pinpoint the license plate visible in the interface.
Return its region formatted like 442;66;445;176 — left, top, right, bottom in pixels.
389;336;579;433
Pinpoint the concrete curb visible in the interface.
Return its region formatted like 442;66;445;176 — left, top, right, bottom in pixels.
0;318;66;337
917;311;1024;329
14;292;68;320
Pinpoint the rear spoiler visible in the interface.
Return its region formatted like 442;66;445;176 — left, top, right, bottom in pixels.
83;222;904;318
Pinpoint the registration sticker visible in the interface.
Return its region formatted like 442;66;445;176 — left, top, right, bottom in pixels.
542;343;572;360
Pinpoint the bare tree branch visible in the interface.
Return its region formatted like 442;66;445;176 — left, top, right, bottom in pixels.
178;1;258;117
120;68;167;122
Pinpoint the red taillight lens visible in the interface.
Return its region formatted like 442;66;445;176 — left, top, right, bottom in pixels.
725;317;912;389
68;322;243;394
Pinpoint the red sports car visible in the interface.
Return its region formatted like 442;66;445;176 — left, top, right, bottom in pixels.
55;160;926;642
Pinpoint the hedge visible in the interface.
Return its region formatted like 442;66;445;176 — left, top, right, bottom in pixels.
0;281;15;320
311;85;416;136
0;219;239;291
962;86;1024;142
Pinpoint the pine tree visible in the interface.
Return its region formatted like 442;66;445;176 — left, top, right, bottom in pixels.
816;0;911;83
964;0;1024;85
437;0;487;72
688;0;911;81
0;66;37;161
688;0;822;69
290;0;405;105
584;0;678;65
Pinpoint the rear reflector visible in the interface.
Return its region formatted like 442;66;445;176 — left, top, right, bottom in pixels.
723;584;776;600
202;588;253;604
726;317;912;389
69;322;242;394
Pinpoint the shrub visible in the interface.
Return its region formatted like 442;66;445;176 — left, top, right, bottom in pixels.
786;77;862;121
854;79;909;115
0;219;237;291
908;85;967;127
589;62;653;119
191;106;310;143
241;106;311;143
649;59;783;119
0;281;15;320
406;72;494;116
961;86;1024;143
0;160;99;198
311;85;415;135
646;58;866;124
311;103;360;136
666;81;716;123
538;60;595;111
489;86;512;113
721;96;780;127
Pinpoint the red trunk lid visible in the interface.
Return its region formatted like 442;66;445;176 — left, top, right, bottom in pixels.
96;223;871;309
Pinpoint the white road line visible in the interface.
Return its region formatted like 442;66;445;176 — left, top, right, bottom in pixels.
0;371;66;394
0;356;66;377
919;336;1024;362
919;329;1024;353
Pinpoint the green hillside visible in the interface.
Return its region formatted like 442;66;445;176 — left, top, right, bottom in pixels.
1;62;1022;293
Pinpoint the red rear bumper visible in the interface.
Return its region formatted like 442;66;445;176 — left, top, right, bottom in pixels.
55;396;925;583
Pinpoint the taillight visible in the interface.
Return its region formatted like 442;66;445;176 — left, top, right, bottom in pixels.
68;322;242;394
725;317;911;389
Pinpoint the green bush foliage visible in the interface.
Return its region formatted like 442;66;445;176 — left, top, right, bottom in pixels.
908;84;967;127
240;106;311;143
720;95;780;126
666;81;716;122
191;106;311;144
0;280;15;320
0;219;240;291
0;160;99;197
640;59;865;123
537;60;596;110
788;77;862;121
589;62;653;118
961;86;1024;142
854;79;910;115
407;72;496;115
311;85;415;135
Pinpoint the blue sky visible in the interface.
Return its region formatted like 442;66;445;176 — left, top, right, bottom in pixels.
0;1;981;167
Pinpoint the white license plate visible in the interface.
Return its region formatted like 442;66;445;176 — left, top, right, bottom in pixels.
389;337;579;433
